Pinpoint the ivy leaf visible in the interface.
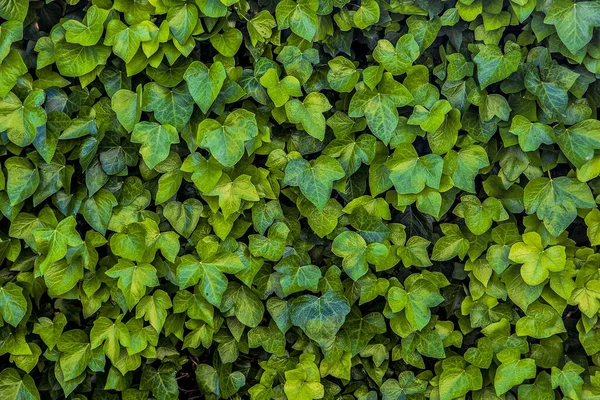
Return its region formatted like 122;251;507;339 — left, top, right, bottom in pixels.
63;5;109;46
275;255;321;296
438;357;482;400
387;276;443;330
248;11;276;46
332;230;388;280
82;189;118;235
515;302;566;339
554;119;600;168
249;221;290;261
33;216;83;273
176;252;246;306
353;0;380;29
494;355;536;395
140;363;179;400
131;122;179;169
277;45;319;84
33;314;67;350
524;177;596;236
509;232;566;285
57;330;92;381
290;290;351;345
509;115;555;151
184;61;226;114
551;361;585;399
327;56;360;93
104;20;151;63
453;196;509;235
443;145;489;193
163;198;203;238
260;68;303;107
275;0;319;42
0;90;46;147
205;174;259;219
284;155;345;211
135;290;172;333
112;88;142;133
0;21;22;62
349;73;413;144
0;369;40;400
166;3;198;44
0;282;27;327
5;157;40;206
544;0;600;53
473;43;521;89
142;83;193;131
197;109;258;167
373;34;420;76
285;92;332;141
386;144;443;195
106;259;159;310
284;354;324;400
432;224;469;261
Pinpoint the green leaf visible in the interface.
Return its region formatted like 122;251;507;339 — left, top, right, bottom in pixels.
167;3;198;44
0;369;40;400
290;290;351;345
473;43;521;89
163;198;203;238
494;356;536;396
508;115;555;152
63;5;109;46
349;74;413;144
327;56;360;93
210;28;243;57
205;174;259;219
140;363;178;400
285;92;332;140
524;177;595;236
554;119;600;168
0;0;28;21
387;275;443;330
509;232;566;285
353;0;380;29
438;357;482;400
443;145;489;193
284;155;345;211
453;196;508;235
82;189;118;235
112;88;142;132
142;83;193;131
131;122;179;169
551;361;585;399
5;157;40;206
284;354;324;400
373;34;420;76
544;0;600;53
184;61;226;114
136;290;172;333
275;255;321;296
248;10;276;46
0;90;46;147
57;330;92;381
276;0;319;42
106;259;159;310
0;282;26;327
33;216;83;272
386;144;443;195
197;109;258;167
516;302;566;339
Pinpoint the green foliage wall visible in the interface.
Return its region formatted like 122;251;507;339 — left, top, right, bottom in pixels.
1;0;600;399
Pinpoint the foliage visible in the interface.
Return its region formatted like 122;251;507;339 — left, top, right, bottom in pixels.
0;0;600;399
